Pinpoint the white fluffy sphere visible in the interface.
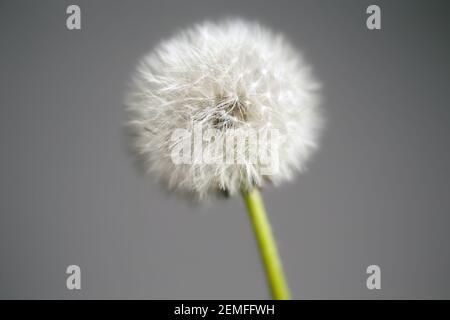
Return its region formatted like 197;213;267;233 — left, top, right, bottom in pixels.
125;19;323;198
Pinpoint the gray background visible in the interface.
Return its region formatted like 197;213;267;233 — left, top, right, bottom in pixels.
0;0;449;299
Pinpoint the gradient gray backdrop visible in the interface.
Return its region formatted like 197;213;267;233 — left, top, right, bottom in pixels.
1;0;449;299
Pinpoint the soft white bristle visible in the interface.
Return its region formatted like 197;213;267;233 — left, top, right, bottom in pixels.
125;19;324;198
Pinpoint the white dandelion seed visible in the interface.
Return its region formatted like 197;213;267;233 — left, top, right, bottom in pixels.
125;19;324;199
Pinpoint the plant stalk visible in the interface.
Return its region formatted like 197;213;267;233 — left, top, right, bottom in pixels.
241;188;291;300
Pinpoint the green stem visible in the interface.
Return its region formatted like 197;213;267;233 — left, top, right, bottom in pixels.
241;188;291;300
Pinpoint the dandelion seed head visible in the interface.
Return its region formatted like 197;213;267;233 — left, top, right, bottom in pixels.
125;19;324;199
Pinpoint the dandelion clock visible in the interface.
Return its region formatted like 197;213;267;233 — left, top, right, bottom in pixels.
125;19;324;299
